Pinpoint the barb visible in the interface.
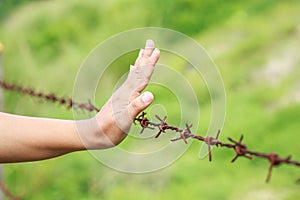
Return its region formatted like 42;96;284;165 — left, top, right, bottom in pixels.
0;182;20;200
0;80;100;112
134;113;300;183
0;80;102;200
0;80;299;184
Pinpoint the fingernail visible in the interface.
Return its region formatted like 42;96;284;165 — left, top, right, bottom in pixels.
146;39;154;48
153;48;160;55
142;92;154;104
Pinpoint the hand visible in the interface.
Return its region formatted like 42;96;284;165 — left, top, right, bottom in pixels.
81;40;160;149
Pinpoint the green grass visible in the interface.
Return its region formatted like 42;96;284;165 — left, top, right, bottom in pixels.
1;0;300;199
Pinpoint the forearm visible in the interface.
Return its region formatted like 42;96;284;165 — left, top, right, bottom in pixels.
0;39;160;163
0;112;86;163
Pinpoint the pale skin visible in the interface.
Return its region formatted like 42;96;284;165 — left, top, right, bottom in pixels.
0;40;160;163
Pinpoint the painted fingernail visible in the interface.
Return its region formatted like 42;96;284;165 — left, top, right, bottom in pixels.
142;91;154;104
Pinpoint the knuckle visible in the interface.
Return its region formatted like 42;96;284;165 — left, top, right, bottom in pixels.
131;99;142;110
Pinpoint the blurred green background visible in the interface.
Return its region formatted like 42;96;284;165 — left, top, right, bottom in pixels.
0;0;300;199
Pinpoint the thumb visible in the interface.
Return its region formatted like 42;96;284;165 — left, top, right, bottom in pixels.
128;91;154;119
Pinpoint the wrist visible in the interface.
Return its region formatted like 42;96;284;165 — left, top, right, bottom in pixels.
75;117;117;150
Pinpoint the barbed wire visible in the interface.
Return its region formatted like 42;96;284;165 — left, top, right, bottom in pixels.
0;80;299;200
0;80;100;113
0;80;101;200
0;182;20;200
134;112;300;183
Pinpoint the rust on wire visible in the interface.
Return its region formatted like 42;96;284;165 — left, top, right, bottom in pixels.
0;180;20;200
0;80;101;200
0;79;299;200
0;80;100;113
134;112;300;183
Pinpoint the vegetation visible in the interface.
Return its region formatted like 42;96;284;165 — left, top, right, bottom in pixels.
0;0;300;199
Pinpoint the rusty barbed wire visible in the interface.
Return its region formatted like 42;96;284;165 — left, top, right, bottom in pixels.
0;80;101;200
0;80;299;200
0;80;100;113
134;112;300;183
0;182;20;200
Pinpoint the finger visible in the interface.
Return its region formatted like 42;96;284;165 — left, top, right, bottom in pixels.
134;47;160;67
128;91;154;119
146;39;155;49
126;63;154;93
150;48;160;64
143;39;155;56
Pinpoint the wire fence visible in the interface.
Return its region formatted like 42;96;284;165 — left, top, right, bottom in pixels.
0;79;299;199
0;80;100;113
134;112;300;183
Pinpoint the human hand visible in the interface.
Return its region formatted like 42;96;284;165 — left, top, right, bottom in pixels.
81;40;160;149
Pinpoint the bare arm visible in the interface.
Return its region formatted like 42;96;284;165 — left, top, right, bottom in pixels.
0;40;160;163
0;112;85;162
